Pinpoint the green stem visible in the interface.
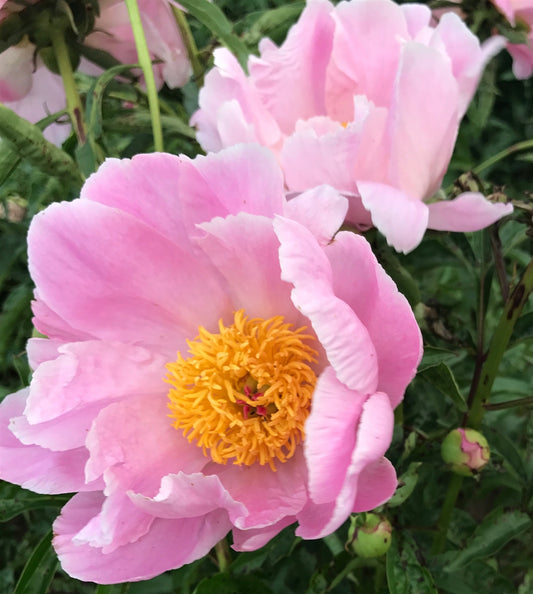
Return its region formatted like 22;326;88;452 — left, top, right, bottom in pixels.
50;27;86;144
214;538;231;572
171;5;204;86
124;0;163;152
484;395;533;411
432;474;464;554
468;257;533;429
473;139;533;175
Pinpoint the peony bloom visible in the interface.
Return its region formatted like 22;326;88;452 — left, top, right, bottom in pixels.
0;39;69;145
0;144;422;583
84;0;191;89
191;0;512;253
492;0;533;78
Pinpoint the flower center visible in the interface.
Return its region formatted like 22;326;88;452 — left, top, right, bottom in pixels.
165;310;318;470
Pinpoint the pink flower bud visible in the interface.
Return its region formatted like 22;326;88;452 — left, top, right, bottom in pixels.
441;428;490;476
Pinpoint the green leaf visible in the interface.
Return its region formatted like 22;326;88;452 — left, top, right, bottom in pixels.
511;311;533;345
177;0;250;71
0;104;82;189
444;509;532;572
242;3;304;46
194;573;272;594
486;426;528;485
417;346;463;372
418;362;468;412
0;492;70;522
386;534;438;594
13;530;58;594
387;462;422;508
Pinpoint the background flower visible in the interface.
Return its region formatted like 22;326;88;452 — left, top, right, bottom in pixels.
492;0;533;78
192;0;512;253
0;144;422;583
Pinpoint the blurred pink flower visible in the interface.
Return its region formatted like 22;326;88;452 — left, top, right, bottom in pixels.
84;0;191;89
0;144;422;583
0;39;69;145
492;0;533;78
192;0;512;253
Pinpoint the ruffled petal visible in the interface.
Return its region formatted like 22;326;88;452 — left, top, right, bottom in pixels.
427;192;513;232
275;216;379;394
53;492;231;584
232;517;296;552
0;390;100;494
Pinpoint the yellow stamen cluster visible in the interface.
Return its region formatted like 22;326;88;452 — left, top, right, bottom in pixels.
166;310;318;470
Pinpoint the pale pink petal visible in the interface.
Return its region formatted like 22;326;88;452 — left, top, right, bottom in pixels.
386;43;459;199
53;492;231;584
0;390;100;494
324;232;422;406
352;457;397;512
508;40;533;79
249;0;334;134
357;182;429;253
181;144;285;223
129;472;246;523
31;295;95;343
327;0;408;113
196;213;296;321
213;449;308;530
28;199;230;351
275;216;379;394
296;392;394;538
232;517;295;552
82;393;207;551
400;3;432;37
284;185;348;246
305;367;365;504
26;337;63;368
427;192;514;231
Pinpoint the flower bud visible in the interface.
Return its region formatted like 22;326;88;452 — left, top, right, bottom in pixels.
349;513;392;558
441;428;490;476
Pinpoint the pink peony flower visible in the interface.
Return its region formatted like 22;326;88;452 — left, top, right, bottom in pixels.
492;0;533;78
84;0;191;89
0;144;422;583
191;0;512;253
0;39;70;145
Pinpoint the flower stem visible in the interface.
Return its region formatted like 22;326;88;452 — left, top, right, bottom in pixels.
171;5;204;86
432;474;463;554
483;395;533;411
468;256;533;429
50;27;86;144
214;538;232;572
124;0;163;152
473;138;533;175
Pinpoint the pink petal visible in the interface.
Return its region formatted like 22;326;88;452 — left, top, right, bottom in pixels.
284;185;348;246
232;517;295;552
324;232;422;407
24;341;168;425
0;43;33;101
129;472;246;523
274;216;379;394
249;0;335;134
196;213;296;321
213;449;308;530
305;367;366;504
0;390;100;494
28;199;230;352
296;392;394;538
53;492;231;584
427;192;513;231
352;457;397;512
357;182;429;253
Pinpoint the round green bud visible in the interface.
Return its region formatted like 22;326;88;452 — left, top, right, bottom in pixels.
350;513;392;558
441;428;490;477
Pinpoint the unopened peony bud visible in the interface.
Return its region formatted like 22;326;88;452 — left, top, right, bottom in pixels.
349;513;392;558
441;428;490;476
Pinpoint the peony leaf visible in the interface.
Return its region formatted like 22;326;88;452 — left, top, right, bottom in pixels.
177;0;250;71
418;362;468;412
13;531;57;594
386;534;438;594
